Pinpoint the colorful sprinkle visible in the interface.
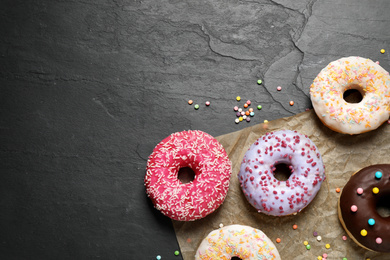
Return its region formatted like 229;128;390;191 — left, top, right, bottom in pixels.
376;237;383;244
244;103;248;108
357;188;363;195
277;86;282;91
248;108;254;112
323;253;328;258
238;108;243;112
205;101;210;106
306;244;311;250
246;117;251;122
236;96;241;101
317;256;322;260
245;111;250;116
336;187;341;193
313;231;318;237
257;105;262;110
303;241;309;246
361;229;368;236
342;235;347;241
188;100;193;105
316;235;322;241
239;117;243;122
156;255;162;260
233;106;239;111
257;79;263;85
250;112;255;117
263;120;268;123
325;243;330;249
194;104;200;110
276;238;281;243
368;218;375;226
289;101;294;106
375;171;383;179
246;100;251;105
343;258;347;260
292;224;298;230
351;205;358;212
235;118;239;124
174;251;180;256
380;49;385;54
373;187;379;194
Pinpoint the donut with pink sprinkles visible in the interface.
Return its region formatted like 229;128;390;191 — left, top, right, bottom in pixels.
145;130;232;221
238;130;325;216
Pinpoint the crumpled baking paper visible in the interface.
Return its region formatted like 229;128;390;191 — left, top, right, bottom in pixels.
173;110;390;260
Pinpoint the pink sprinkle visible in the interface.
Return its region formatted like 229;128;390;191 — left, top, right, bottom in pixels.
246;100;251;105
376;237;382;244
376;61;380;64
277;86;282;91
323;253;328;258
205;101;210;106
351;205;358;212
357;187;363;195
233;106;238;111
342;235;347;241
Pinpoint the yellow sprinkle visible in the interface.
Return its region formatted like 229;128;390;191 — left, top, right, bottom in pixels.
373;187;379;194
239;117;243;122
303;241;309;246
318;256;322;260
325;243;330;249
361;229;368;236
264;120;269;123
236;96;241;101
380;49;385;54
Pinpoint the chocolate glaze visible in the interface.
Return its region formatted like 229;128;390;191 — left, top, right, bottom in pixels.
339;164;390;252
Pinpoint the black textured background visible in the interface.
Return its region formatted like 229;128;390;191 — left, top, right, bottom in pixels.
1;0;389;259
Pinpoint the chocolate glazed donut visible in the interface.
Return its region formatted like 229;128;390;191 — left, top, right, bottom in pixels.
338;164;390;252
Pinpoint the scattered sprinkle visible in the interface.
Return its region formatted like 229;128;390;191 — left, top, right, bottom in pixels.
257;79;263;85
335;187;341;193
351;205;358;212
264;120;269;123
238;108;243;112
375;171;382;179
276;238;281;243
376;61;380;64
376;237;382;244
235;118;239;124
325;243;330;249
250;112;255;117
233;106;238;111
246;100;251;105
188;100;193;105
303;241;309;246
317;256;322;260
219;223;224;228
194;104;200;110
342;235;347;241
289;101;294;106
380;49;385;54
277;86;282;91
360;229;368;236
373;187;379;194
156;255;162;260
249;108;254;112
239;117;243;122
186;238;192;243
306;244;311;250
292;224;298;230
205;101;210;106
257;105;262;110
244;103;248;108
246;117;251;122
236;96;241;101
343;258;347;260
357;188;363;195
316;235;322;241
313;231;318;237
368;218;375;226
323;253;328;258
174;251;180;256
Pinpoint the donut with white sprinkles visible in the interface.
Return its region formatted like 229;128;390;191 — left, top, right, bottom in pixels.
144;130;232;221
238;130;326;216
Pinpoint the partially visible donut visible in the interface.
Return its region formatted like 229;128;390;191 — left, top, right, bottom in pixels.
195;224;281;260
338;164;390;252
310;56;390;135
238;130;325;216
144;130;232;221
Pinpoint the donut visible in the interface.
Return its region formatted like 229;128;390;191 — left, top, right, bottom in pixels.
238;130;325;216
338;164;390;252
195;224;281;260
144;130;232;221
310;56;390;135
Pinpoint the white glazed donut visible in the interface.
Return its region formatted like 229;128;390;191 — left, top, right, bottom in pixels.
310;56;390;135
195;224;281;260
238;130;325;216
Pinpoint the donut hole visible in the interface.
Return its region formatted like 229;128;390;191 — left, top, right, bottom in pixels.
376;195;390;218
231;257;243;260
178;167;196;184
343;85;364;103
273;163;293;181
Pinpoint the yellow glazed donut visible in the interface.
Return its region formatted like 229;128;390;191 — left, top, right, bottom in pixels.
310;56;390;134
195;224;281;260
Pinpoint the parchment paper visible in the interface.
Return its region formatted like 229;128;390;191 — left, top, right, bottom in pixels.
173;110;390;260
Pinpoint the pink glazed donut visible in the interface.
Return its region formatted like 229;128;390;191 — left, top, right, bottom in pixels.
238;130;325;216
145;130;232;221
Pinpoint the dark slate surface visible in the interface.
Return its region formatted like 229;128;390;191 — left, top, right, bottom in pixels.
1;0;389;259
